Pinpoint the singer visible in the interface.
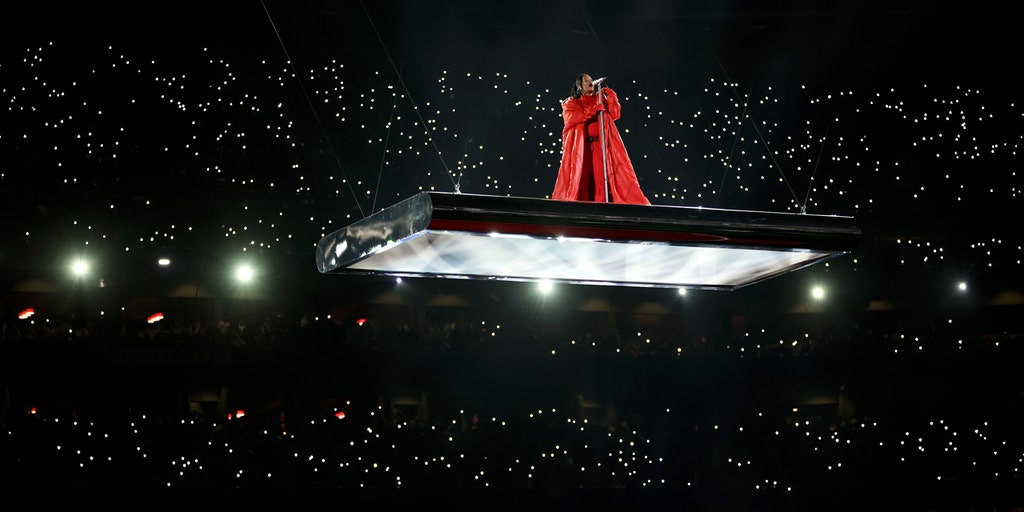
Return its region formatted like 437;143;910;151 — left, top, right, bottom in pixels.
551;73;650;204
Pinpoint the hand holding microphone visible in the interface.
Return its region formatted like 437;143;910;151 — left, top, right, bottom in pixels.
592;77;610;104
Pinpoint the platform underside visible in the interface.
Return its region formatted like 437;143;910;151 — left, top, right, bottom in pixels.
316;192;860;290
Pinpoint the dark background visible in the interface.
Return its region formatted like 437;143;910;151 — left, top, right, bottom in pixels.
1;1;1022;508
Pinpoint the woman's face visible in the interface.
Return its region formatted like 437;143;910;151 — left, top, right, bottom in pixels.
580;74;594;95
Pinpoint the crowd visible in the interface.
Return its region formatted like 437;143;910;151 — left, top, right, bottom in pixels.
2;294;1023;509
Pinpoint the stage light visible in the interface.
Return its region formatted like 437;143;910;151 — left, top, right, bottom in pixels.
71;259;89;277
538;280;553;294
235;264;255;283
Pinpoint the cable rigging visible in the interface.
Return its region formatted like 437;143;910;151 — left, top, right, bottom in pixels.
259;0;366;219
359;0;458;198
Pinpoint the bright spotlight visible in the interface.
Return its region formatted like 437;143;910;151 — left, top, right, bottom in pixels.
236;264;255;283
677;287;687;296
71;259;89;277
811;285;825;300
537;280;553;294
957;281;967;292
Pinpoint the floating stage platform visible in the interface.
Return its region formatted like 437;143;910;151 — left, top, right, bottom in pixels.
316;192;860;290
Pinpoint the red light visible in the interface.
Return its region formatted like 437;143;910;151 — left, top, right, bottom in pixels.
147;312;164;324
235;409;246;419
334;411;346;420
356;317;367;326
18;308;34;319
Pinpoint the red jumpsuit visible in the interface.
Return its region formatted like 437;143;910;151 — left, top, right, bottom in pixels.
551;87;650;204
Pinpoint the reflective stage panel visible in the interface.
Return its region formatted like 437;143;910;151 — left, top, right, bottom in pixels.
316;192;860;290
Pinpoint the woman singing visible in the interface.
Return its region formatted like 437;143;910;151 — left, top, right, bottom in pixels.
551;73;650;204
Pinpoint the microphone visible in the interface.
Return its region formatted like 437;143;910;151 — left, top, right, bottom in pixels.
592;76;607;87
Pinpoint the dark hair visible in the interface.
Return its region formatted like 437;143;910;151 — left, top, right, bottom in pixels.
569;74;587;100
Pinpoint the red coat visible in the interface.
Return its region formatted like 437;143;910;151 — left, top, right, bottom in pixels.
551;87;650;205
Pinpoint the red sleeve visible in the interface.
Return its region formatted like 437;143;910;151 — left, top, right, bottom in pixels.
562;97;603;129
602;88;621;122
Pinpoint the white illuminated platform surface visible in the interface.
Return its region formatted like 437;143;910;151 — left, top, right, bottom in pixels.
316;192;860;290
